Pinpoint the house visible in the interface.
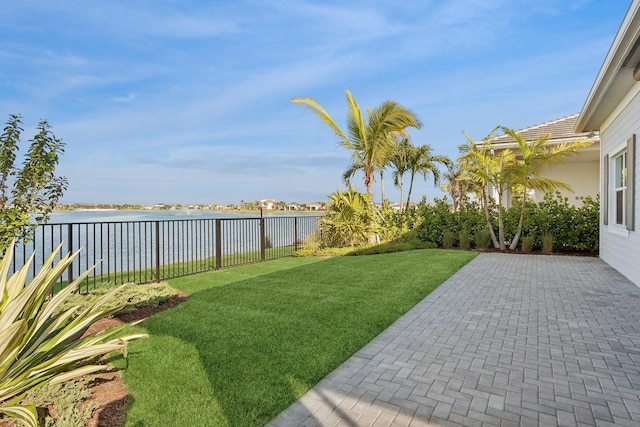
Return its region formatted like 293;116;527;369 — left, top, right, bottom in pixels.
307;202;325;211
576;0;639;287
390;202;417;212
488;114;600;207
260;199;277;210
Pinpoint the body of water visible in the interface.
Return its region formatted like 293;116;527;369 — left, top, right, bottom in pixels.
47;210;266;224
10;210;321;286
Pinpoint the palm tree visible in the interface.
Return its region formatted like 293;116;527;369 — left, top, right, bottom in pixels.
291;90;422;208
390;138;413;209
320;186;376;247
441;164;472;212
459;129;506;249
500;127;593;250
404;144;451;212
459;127;592;251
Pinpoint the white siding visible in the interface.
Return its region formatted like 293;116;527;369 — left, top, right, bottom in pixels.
600;83;640;287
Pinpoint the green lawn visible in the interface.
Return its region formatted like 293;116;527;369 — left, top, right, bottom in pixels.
119;249;476;427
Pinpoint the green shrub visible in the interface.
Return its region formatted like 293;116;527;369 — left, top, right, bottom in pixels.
347;240;437;255
442;231;456;248
319;187;377;247
415;199;458;246
521;235;534;253
542;233;554;254
393;193;598;254
22;377;95;427
56;282;181;316
474;229;491;250
459;230;471;250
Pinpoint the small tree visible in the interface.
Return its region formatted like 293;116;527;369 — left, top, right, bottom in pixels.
0;114;68;252
319;186;377;247
404;144;451;212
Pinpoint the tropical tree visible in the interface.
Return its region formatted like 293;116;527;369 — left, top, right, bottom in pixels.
458;127;592;250
1;115;68;252
459;128;507;249
441;164;474;212
319;186;377;247
390;138;413;209
291;90;422;208
404;144;451;212
500;127;593;250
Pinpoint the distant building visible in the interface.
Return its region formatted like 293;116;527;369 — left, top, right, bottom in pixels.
260;199;277;210
390;202;417;212
307;202;325;211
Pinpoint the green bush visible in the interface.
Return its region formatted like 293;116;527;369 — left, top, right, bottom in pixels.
442;231;456;248
56;282;181;316
521;235;534;253
409;193;598;254
542;233;554;254
459;230;471;250
347;240;437;255
22;377;95;427
473;228;491;250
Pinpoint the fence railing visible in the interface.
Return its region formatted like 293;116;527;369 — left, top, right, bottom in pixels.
10;215;322;292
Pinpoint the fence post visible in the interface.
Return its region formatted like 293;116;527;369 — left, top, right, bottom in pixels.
260;217;266;261
294;217;298;251
155;221;160;283
215;219;222;270
67;223;73;285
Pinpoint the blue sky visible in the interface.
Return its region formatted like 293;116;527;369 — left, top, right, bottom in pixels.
0;1;631;205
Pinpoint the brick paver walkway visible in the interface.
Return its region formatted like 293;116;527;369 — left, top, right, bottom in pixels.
266;253;640;426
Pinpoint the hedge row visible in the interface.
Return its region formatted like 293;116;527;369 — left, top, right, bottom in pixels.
383;193;599;254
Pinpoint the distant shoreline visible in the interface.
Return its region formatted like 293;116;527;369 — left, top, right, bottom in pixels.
55;208;324;215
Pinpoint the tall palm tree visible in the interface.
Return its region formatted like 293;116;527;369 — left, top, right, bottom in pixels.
500;127;593;250
291;90;422;208
390;138;413;209
404;144;451;212
441;164;472;212
459;129;505;249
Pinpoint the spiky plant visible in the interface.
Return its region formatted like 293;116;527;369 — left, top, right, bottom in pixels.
0;241;147;426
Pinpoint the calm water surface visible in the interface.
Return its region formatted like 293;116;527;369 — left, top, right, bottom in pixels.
47;210;261;224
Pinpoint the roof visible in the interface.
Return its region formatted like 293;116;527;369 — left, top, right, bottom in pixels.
491;113;598;146
576;0;640;132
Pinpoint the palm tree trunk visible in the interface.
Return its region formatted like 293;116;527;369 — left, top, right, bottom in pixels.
405;174;415;213
482;188;500;248
379;170;385;204
497;189;506;251
509;189;526;250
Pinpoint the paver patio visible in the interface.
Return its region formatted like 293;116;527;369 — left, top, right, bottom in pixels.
266;253;640;426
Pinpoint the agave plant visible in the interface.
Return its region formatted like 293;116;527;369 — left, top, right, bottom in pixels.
0;241;147;426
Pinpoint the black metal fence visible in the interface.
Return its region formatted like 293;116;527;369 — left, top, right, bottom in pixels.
9;215;322;292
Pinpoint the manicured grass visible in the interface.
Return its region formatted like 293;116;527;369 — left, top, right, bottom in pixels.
119;249;476;427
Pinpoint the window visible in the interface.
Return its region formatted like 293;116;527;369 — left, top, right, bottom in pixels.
605;135;635;231
614;151;627;225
